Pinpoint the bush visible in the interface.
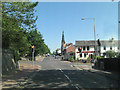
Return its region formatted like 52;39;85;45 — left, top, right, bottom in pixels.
96;56;103;59
87;57;90;60
76;58;79;61
69;56;74;61
106;50;118;58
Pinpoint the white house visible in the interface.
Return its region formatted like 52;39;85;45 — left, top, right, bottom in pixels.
56;48;61;54
75;38;118;60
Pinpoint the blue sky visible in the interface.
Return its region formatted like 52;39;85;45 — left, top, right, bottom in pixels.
34;2;118;52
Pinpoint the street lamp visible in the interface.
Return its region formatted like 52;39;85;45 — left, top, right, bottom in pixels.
81;18;97;59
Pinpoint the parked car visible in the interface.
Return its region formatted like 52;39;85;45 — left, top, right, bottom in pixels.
55;55;61;59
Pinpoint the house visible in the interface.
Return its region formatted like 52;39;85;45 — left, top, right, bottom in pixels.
100;38;118;57
64;43;75;60
75;38;118;60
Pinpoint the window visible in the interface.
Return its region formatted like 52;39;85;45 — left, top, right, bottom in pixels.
110;46;112;50
104;46;106;50
80;53;82;57
84;53;86;57
87;46;89;50
83;46;85;51
103;53;106;57
78;47;82;52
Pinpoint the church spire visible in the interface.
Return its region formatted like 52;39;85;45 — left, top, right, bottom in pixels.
62;31;65;44
61;31;65;55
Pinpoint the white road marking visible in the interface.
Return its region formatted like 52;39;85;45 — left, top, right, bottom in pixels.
59;68;63;72
59;68;80;90
75;86;80;90
64;74;72;83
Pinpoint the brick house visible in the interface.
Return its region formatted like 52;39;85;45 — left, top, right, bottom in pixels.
64;43;75;60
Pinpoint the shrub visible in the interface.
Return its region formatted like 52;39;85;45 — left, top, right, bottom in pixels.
76;58;79;61
87;57;90;61
96;56;103;59
69;56;74;61
106;50;118;58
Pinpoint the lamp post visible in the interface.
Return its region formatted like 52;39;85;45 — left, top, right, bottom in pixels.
81;18;97;59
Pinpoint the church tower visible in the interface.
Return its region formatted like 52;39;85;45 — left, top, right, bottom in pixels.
61;31;65;55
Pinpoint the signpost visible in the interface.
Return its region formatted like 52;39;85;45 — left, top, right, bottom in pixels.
32;45;35;68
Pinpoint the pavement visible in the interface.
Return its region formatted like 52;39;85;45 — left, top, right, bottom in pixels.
73;63;120;81
2;56;44;89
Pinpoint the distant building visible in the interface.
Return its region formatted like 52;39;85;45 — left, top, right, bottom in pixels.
75;38;118;60
56;48;61;55
64;43;75;60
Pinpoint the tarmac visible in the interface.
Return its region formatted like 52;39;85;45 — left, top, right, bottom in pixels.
73;63;120;82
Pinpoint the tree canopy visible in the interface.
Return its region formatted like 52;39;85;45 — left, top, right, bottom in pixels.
2;2;51;59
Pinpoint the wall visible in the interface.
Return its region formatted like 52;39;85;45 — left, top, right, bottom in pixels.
2;49;17;75
95;58;120;72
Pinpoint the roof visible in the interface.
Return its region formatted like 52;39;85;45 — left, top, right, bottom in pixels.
56;48;61;51
65;43;72;47
100;40;118;46
75;40;118;47
75;40;95;46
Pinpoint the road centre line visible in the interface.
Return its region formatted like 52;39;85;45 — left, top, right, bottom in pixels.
59;68;80;90
64;74;72;83
59;69;72;82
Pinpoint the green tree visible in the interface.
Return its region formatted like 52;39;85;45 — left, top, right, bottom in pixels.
2;2;38;31
2;2;51;58
2;2;38;57
27;29;51;56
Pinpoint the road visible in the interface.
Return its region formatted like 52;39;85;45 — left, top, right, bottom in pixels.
22;56;119;89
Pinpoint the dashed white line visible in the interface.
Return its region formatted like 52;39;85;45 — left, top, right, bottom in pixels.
64;74;72;83
75;86;80;90
59;69;71;82
59;68;80;90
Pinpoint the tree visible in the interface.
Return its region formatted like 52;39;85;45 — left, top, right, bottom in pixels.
26;29;51;56
2;2;38;57
2;2;38;31
2;2;51;58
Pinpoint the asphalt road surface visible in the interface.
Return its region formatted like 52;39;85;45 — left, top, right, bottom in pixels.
23;56;119;89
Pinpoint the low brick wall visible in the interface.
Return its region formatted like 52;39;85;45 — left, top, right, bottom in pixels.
95;58;120;72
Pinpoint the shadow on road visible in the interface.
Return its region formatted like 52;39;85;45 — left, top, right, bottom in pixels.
2;69;120;89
